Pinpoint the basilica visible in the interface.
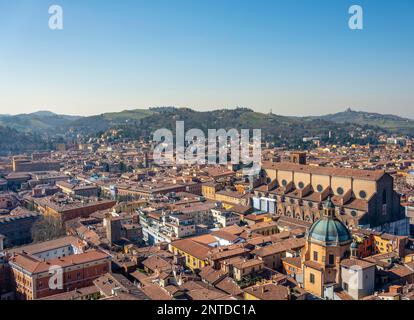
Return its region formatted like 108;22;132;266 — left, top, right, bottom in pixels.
253;152;409;235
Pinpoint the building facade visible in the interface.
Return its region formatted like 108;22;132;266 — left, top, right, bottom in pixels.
253;160;407;235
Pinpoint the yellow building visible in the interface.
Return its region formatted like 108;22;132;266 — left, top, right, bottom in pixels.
233;259;264;281
169;238;209;271
302;197;353;298
202;182;218;200
247;221;279;236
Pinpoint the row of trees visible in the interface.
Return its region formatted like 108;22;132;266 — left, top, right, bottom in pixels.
31;215;66;243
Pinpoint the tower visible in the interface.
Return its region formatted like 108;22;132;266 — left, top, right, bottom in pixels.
302;197;352;298
143;152;149;168
290;151;307;165
350;241;359;259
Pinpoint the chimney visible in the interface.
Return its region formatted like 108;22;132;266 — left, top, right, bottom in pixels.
389;285;403;295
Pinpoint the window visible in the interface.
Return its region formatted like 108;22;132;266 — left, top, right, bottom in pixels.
313;251;318;261
359;190;367;199
337;187;344;195
351;210;357;217
317;185;323;193
282;180;287;187
343;282;348;291
298;182;305;189
329;254;335;265
310;273;315;284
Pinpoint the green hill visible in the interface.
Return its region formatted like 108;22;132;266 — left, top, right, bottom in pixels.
1;107;413;153
0;111;81;133
313;108;414;134
95;107;382;148
0;126;48;155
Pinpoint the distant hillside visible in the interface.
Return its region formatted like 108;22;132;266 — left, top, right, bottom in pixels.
312;108;414;135
0;126;48;155
96;107;381;148
0;109;153;134
1;107;413;152
0;111;82;133
64;109;154;133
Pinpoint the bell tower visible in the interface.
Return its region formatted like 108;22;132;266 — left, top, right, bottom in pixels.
323;197;336;218
290;151;307;165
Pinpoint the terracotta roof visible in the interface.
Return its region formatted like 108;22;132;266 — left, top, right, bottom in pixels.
334;289;354;300
303;260;324;272
192;234;220;246
248;221;278;231
8;236;84;255
283;257;302;269
233;258;264;270
9;249;110;274
199;266;227;284
186;287;229;300
142;255;172;272
341;258;375;269
215;277;243;296
209;247;250;261
38;285;99;300
389;265;414;279
171;239;210;260
262;162;386;181
244;283;290;300
252;243;286;257
220;225;245;235
210;230;240;243
140;284;172;300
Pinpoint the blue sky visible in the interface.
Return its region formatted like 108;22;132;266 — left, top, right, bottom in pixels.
0;0;413;117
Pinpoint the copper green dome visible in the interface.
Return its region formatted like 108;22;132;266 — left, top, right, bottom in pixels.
308;218;352;246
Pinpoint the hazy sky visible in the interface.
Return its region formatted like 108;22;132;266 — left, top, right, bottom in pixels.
0;0;413;117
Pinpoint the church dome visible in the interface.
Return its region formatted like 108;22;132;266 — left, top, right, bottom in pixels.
308;217;352;246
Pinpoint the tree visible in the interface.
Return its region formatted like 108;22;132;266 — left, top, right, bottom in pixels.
102;162;110;172
119;161;127;173
31;215;66;243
